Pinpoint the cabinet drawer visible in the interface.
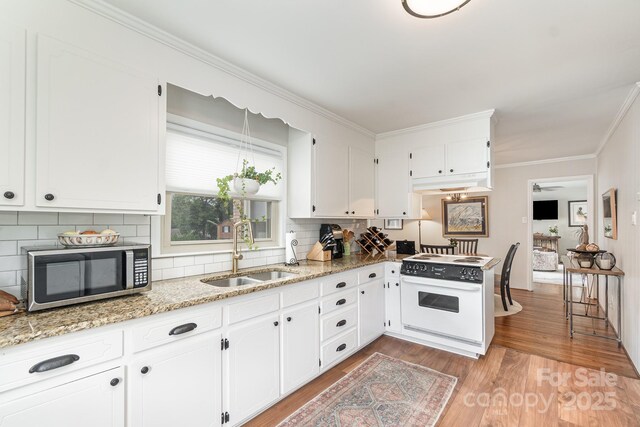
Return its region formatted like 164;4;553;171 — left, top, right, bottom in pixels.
321;328;358;368
132;306;222;353
385;262;401;278
281;280;319;308
357;265;384;284
227;293;280;325
321;306;358;342
320;271;358;296
0;329;123;393
320;288;357;316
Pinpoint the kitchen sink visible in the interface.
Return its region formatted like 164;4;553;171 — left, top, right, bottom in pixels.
203;269;299;287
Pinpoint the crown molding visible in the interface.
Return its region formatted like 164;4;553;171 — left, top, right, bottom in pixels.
595;82;640;156
67;0;375;139
494;153;596;169
376;109;495;140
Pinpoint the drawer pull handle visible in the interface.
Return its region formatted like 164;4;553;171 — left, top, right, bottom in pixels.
336;319;347;327
336;298;346;306
336;343;347;352
169;322;198;336
29;354;80;373
368;273;377;278
336;282;347;289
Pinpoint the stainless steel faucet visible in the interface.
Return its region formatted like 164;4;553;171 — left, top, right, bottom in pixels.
232;219;254;274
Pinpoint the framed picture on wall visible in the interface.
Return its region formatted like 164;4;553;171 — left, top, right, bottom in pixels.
568;200;588;227
442;196;489;237
384;219;403;230
602;188;617;239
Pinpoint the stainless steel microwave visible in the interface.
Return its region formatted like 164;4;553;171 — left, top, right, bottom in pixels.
23;245;152;312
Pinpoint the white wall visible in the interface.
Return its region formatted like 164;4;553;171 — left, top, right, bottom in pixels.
596;85;640;372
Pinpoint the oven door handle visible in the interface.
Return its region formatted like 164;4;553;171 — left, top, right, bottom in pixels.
401;277;481;292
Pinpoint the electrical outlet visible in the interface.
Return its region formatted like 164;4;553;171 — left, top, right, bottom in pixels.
632;211;637;226
521;217;527;224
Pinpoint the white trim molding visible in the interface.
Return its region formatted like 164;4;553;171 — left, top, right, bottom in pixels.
68;0;375;139
595;82;640;156
494;154;597;169
376;109;496;140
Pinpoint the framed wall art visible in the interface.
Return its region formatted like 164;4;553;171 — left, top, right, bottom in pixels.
568;200;588;227
442;196;488;237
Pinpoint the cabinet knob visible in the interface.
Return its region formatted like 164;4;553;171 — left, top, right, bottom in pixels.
450;169;454;173
141;366;149;374
110;378;120;387
396;283;399;287
438;170;442;174
345;211;349;214
352;211;355;214
361;290;365;295
391;270;395;274
402;211;406;215
3;191;14;200
286;317;292;322
44;193;55;201
274;321;279;326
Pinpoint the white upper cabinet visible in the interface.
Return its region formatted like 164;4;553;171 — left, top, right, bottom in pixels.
0;25;25;207
446;139;489;175
35;34;163;212
375;144;421;218
411;145;445;179
313;138;349;217
348;146;375;217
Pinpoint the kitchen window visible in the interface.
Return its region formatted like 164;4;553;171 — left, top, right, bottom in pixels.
160;117;285;255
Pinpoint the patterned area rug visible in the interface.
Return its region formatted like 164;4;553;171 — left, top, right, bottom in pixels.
277;352;457;427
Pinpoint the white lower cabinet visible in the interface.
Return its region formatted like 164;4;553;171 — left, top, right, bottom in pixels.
385;263;402;334
0;367;125;427
225;314;280;426
358;279;386;345
129;332;222;427
281;302;319;395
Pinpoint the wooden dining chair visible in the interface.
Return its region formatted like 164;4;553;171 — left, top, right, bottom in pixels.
420;244;455;255
499;243;520;311
454;238;479;255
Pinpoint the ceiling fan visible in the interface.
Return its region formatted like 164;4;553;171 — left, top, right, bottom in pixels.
533;183;564;192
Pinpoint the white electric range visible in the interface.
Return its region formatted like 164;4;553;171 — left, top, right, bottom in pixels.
397;253;496;358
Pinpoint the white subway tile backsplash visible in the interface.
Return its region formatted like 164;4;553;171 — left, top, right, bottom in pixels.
108;225;137;237
152;269;163;281
0;212;17;225
0;241;17;256
152;257;174;269
0;285;20;299
38;225;73;240
0;226;38;241
136;225;150;237
18;212;58;225
124;215;150;225
194;255;214;265
203;263;221;274
93;214;124;225
184;264;204;276
123;237;151;245
17;240;58;252
0;255;26;272
0;271;16;286
173;256;195;267
59;213;94;225
163;267;185;280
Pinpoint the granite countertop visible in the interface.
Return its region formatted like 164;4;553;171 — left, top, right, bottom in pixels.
0;252;499;350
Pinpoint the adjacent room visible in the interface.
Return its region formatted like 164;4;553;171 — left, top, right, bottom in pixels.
1;1;639;426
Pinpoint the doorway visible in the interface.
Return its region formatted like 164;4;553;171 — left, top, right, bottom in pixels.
526;175;594;291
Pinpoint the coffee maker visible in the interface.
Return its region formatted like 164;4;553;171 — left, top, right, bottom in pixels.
319;224;344;259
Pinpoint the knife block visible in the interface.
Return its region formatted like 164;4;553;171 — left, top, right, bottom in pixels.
306;242;332;262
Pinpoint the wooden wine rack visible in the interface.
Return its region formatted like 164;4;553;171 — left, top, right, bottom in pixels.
355;228;394;255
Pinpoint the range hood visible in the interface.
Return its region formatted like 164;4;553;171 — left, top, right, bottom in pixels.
412;171;492;195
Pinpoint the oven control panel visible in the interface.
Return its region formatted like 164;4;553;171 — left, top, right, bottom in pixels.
401;261;483;283
133;249;149;287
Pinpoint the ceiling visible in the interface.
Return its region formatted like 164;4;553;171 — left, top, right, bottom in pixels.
102;0;640;164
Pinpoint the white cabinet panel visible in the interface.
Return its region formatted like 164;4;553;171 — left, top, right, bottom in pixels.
446;139;489;175
0;25;25;207
411;145;445;179
225;315;280;426
0;367;125;427
385;280;402;334
358;279;385;345
376;145;411;218
130;332;221;427
281;302;319;395
35;34;161;212
348;146;374;217
313;139;349;217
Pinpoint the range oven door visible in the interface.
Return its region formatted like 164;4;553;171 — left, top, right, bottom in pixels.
401;275;483;344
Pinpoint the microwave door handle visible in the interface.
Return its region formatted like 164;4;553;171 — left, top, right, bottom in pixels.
126;251;134;289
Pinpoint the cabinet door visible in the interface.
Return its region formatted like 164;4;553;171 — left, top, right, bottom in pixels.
0;24;25;207
446;139;489;175
225;315;280;426
281;302;319;395
358;279;386;345
376;145;410;217
130;332;221;427
314;139;349;217
385;280;402;333
0;367;124;427
35;35;160;212
411;145;445;179
348;146;375;217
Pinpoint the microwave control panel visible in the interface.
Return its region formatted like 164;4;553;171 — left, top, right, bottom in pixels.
133;249;149;287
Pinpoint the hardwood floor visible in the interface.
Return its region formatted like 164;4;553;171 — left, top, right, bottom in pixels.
246;283;640;426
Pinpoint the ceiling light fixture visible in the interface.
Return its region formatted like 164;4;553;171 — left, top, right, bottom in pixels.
446;193;468;202
402;0;471;19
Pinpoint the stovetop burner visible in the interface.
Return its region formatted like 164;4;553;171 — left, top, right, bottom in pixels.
453;258;481;264
412;254;442;260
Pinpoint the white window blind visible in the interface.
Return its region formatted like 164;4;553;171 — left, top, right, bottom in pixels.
166;126;284;199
